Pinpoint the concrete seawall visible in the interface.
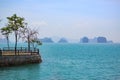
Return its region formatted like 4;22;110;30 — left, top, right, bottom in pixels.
0;54;42;67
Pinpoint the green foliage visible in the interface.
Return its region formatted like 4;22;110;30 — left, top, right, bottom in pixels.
1;26;11;36
31;38;42;48
6;14;25;54
0;14;42;51
31;38;42;45
0;25;12;48
7;14;25;31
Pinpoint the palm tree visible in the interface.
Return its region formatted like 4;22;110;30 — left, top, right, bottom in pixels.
1;26;11;49
7;14;25;54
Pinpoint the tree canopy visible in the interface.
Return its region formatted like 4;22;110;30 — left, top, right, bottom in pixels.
0;14;42;53
1;25;11;48
7;14;25;54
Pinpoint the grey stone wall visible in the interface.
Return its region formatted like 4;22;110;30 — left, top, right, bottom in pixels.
0;54;42;67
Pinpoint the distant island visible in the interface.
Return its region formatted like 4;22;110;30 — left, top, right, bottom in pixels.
40;37;54;43
0;37;113;44
0;38;7;43
80;37;89;43
58;38;68;43
80;36;113;43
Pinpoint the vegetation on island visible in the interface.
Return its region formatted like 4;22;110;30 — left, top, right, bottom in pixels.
0;14;42;54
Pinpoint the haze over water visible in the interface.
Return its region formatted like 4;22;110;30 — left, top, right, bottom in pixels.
0;0;120;43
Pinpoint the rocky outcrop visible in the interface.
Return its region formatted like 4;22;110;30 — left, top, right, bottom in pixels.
80;37;89;43
58;38;68;43
97;37;107;43
40;37;54;43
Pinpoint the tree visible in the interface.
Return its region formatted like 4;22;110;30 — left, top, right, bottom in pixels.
31;38;42;49
0;26;11;49
19;24;42;51
81;37;89;43
7;14;25;54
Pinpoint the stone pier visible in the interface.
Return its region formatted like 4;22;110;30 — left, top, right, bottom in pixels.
0;54;42;67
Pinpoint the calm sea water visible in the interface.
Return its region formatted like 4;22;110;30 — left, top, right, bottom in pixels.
0;43;120;80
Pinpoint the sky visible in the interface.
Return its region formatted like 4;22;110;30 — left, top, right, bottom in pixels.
0;0;120;42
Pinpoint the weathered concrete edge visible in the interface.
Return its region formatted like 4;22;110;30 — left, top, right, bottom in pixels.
0;54;42;67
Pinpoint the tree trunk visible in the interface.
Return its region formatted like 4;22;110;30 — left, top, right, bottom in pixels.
15;31;18;55
32;43;35;49
6;36;9;49
28;35;30;51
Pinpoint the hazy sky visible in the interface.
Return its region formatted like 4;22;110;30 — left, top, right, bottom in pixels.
0;0;120;42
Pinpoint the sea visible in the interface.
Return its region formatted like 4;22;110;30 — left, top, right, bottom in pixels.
0;43;120;80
